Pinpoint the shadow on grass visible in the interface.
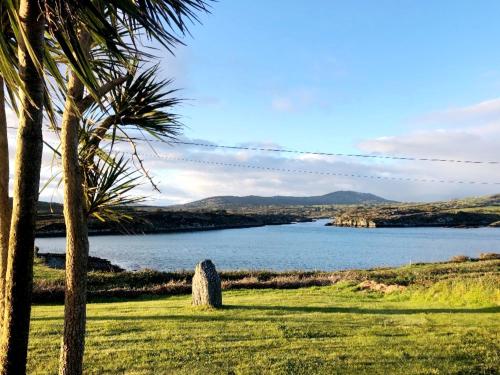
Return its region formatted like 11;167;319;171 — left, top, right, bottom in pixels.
32;305;499;322
222;305;500;315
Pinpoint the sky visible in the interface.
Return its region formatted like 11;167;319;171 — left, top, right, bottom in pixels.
6;0;500;204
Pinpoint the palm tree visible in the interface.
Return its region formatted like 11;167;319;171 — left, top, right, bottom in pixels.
0;77;10;324
0;1;209;373
59;64;185;375
0;0;46;373
0;1;135;373
0;0;17;325
0;77;10;327
53;3;209;374
58;30;93;375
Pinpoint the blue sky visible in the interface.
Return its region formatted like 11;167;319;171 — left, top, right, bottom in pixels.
8;0;500;204
171;0;500;151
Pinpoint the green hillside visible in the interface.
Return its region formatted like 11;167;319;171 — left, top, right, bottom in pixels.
174;190;393;210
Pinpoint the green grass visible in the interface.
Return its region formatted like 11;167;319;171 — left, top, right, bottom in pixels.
32;257;500;300
33;257;64;281
28;277;499;374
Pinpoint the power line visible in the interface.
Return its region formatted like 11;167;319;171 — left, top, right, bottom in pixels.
153;155;500;185
8;126;499;165
16;137;500;185
166;140;500;165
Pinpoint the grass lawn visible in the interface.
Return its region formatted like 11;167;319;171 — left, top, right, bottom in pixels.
28;276;499;374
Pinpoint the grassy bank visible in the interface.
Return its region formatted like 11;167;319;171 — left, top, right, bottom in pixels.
29;273;499;374
33;256;500;302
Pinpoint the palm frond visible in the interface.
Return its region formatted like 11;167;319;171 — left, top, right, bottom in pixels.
82;65;182;153
0;0;23;102
42;0;210;107
105;0;210;51
83;152;145;222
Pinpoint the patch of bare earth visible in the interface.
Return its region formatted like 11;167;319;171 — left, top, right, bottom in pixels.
358;280;406;293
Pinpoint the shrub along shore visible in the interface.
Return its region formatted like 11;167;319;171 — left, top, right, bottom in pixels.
33;253;500;303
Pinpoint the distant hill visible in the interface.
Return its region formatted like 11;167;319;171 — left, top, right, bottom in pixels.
8;198;63;215
37;200;63;214
174;191;394;209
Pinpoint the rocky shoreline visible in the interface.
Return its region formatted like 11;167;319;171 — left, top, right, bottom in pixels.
36;251;124;272
36;210;312;237
330;207;500;228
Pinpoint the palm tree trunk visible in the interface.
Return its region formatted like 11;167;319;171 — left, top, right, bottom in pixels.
58;32;90;375
0;77;11;322
0;0;45;373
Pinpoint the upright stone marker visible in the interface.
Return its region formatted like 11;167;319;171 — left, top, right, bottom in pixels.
192;259;222;308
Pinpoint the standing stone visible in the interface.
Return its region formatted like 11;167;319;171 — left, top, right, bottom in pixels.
192;259;222;307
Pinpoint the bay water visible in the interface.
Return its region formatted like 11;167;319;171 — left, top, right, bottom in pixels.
35;219;500;272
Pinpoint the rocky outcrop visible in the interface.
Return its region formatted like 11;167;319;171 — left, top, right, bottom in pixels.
334;216;377;228
333;211;500;228
37;252;124;272
192;260;222;308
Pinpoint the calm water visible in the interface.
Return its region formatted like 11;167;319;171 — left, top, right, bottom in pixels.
36;220;500;272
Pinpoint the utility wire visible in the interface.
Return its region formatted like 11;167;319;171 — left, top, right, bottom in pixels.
19;138;500;185
166;140;499;165
151;155;500;185
11;127;500;184
8;126;499;164
28;137;500;186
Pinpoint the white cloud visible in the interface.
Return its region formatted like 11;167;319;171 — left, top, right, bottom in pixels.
121;132;498;205
361;96;500;166
358;126;500;163
133;96;500;205
416;97;500;127
271;88;329;113
6;109;63;203
355;98;500;201
5;97;500;206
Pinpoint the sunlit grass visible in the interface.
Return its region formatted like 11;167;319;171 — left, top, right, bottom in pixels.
33;257;64;281
32;258;500;300
407;276;500;307
28;277;499;374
